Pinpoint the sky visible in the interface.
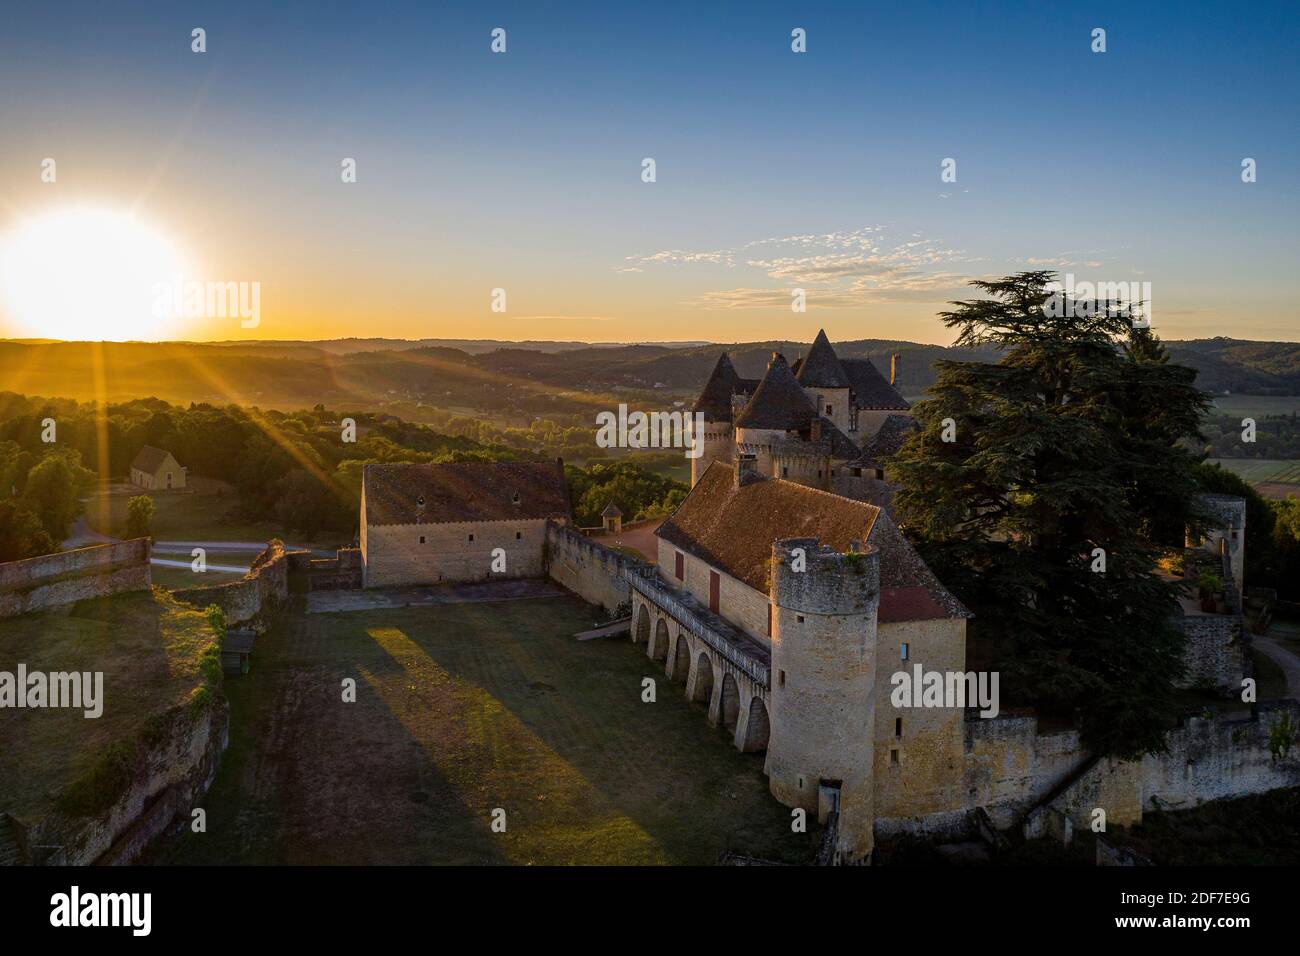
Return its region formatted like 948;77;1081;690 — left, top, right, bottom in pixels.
0;0;1296;345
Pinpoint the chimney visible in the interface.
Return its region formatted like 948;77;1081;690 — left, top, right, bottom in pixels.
890;352;900;386
735;453;758;488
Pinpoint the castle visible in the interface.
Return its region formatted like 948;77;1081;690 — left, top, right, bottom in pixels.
689;329;913;503
347;332;1289;865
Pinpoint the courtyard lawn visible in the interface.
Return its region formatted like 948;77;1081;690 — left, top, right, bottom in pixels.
0;589;217;826
158;593;817;865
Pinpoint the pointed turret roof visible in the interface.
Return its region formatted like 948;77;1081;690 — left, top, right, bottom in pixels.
794;329;850;388
692;352;743;421
840;358;910;410
734;352;819;430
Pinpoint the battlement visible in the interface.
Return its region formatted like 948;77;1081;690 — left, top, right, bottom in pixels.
771;537;879;615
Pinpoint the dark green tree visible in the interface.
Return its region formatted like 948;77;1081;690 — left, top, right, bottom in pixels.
892;272;1209;758
0;500;55;561
125;494;155;539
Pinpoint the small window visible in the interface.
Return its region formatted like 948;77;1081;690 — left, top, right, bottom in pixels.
796;614;804;624
852;467;862;477
779;669;786;687
468;533;475;542
781;466;788;477
515;531;522;540
674;551;684;580
816;469;822;478
900;642;909;660
895;718;902;738
512;492;521;504
826;404;833;415
419;535;426;544
417;495;425;507
890;749;900;765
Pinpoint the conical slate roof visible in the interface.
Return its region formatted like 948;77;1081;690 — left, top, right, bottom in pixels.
692;352;742;420
839;358;910;410
734;352;819;430
794;329;850;388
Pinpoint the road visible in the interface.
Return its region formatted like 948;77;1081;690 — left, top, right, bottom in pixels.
1253;630;1300;699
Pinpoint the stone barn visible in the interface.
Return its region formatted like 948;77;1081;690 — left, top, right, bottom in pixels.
129;445;186;490
359;459;572;588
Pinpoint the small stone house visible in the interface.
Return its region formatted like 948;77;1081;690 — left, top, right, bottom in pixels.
600;502;623;534
129;446;186;491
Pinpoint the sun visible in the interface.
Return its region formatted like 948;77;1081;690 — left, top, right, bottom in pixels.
0;207;191;341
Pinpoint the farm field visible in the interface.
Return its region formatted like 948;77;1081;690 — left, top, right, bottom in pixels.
156;593;815;865
1207;458;1300;487
1209;395;1300;419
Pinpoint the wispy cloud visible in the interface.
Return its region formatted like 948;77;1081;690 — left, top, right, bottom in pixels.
626;227;979;310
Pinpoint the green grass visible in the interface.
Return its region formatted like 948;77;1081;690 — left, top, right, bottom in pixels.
0;589;218;824
157;594;816;865
1111;788;1300;864
83;476;337;547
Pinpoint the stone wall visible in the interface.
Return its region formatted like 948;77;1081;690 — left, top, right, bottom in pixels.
365;519;548;587
1178;610;1246;693
544;521;647;612
873;617;969;823
23;694;228;866
0;538;151;619
173;544;289;628
961;715;1089;831
658;537;772;645
1025;701;1300;840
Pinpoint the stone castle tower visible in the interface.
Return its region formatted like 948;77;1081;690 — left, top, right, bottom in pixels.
689;352;745;487
766;537;881;864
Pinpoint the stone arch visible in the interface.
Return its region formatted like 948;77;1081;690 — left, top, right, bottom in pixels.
719;673;740;735
634;603;650;644
650;618;670;662
741;696;770;752
691;652;714;704
670;632;692;682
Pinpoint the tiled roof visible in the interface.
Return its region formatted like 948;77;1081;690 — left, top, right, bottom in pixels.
795;329;851;388
131;445;175;473
734;353;820;431
601;501;623;517
363;460;571;526
657;462;969;621
657;462;879;595
840;357;910;410
692;352;743;420
866;508;971;619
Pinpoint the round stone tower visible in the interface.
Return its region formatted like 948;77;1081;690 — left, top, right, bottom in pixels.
765;537;880;863
689;417;735;487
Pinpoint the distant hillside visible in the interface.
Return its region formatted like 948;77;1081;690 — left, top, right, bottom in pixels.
0;335;1293;414
201;337;712;356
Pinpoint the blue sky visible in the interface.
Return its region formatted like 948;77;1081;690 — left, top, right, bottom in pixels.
0;0;1296;343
